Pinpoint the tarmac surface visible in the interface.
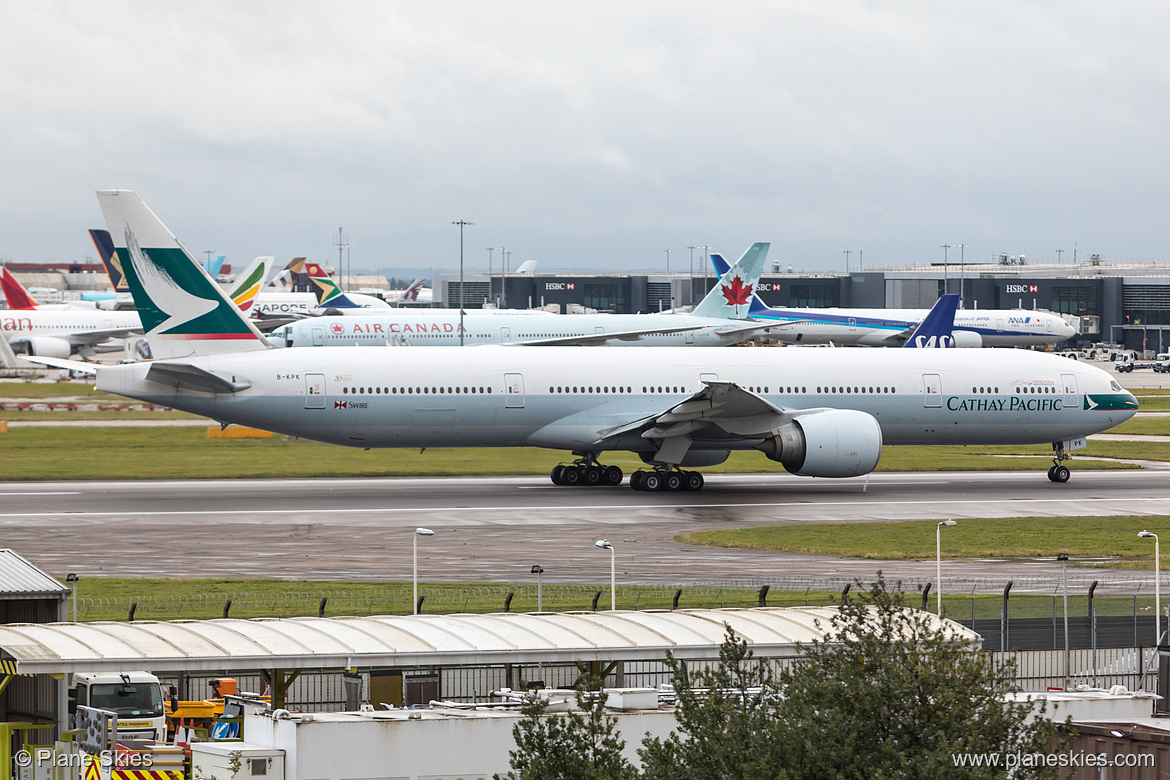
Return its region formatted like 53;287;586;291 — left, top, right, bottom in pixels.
3;469;1168;592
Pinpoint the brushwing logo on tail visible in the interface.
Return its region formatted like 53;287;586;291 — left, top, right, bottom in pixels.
124;227;217;333
121;226;257;340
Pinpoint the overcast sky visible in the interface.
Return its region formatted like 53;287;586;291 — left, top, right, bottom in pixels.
2;2;1169;276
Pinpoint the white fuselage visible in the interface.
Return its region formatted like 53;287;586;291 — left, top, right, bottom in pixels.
1;309;142;354
757;306;1075;347
97;347;1135;456
271;311;757;347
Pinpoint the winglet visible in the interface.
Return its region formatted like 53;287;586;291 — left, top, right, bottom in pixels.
903;294;960;348
96;190;270;360
691;242;770;319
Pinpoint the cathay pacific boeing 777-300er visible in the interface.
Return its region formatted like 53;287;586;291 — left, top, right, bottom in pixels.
33;190;1137;493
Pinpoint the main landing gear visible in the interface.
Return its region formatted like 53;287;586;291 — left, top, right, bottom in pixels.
1047;442;1071;483
550;456;623;487
629;468;704;492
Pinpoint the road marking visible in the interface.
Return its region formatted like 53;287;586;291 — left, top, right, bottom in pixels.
1;495;1168;519
0;492;81;496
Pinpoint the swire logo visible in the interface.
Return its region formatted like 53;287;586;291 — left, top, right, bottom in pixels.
334;401;346;410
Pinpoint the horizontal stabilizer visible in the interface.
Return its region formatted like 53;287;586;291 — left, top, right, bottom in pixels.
146;362;252;393
22;355;99;374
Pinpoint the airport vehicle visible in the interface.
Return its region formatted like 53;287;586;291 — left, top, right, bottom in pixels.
709;254;1077;347
1115;354;1170;373
37;190;1137;493
269;244;777;347
69;671;167;742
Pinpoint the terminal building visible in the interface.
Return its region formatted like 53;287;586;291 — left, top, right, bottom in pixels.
434;257;1170;353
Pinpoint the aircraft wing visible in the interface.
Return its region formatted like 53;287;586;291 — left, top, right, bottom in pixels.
511;325;708;346
593;381;833;461
6;327;142;351
21;356;99;374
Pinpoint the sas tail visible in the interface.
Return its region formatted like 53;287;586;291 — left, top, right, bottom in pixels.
903;294;960;348
96;190;270;360
690;242;769;319
0;267;39;310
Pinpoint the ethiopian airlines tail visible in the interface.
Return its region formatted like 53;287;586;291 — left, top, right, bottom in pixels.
690;242;769;319
228;256;276;313
95;190;270;360
902;294;959;348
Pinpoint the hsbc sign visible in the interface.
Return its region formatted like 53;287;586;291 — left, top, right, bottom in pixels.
1005;284;1039;294
756;283;782;292
545;283;576;290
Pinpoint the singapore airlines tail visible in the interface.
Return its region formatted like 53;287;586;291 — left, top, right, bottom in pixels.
96;190;270;360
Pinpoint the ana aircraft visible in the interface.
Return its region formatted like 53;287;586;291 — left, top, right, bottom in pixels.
35;189;1136;493
270;244;779;347
710;254;1076;347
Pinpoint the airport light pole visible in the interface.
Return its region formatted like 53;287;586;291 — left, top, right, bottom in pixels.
1140;531;1160;647
452;221;474;345
843;249;852;274
663;248;672;274
686;246;697;304
595;539;615;611
1056;248;1064;264
65;573;78;623
939;244;952;295
1058;551;1069;688
531;564;544;612
955;243;967;308
936;520;956;614
413;528;435;615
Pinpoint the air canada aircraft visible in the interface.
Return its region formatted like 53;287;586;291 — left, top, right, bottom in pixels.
33;190;1138;493
270;243;779;347
710;254;1076;347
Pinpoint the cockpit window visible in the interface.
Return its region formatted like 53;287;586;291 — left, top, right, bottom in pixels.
1110;380;1122;391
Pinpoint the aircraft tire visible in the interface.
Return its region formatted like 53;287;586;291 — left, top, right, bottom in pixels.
683;471;704;491
562;466;582;486
1046;465;1057;482
664;472;683;491
604;465;623;486
642;472;664;491
584;466;603;485
551;465;565;485
1053;465;1071;483
630;471;645;491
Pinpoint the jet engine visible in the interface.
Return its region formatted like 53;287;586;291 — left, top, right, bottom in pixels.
25;337;72;359
755;409;882;477
950;330;983;348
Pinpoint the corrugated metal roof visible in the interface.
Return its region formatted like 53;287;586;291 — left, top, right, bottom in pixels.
0;550;70;599
0;607;980;674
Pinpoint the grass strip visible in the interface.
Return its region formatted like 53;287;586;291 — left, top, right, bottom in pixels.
678;515;1170;566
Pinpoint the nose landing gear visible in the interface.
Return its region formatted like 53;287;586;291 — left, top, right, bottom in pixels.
1048;442;1072;483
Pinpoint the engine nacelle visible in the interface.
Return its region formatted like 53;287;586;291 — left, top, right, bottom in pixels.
25;337;72;359
950;330;983;348
640;450;730;468
756;409;882;478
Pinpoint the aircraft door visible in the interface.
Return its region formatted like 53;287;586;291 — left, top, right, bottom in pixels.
501;327;512;344
686;330;695;344
848;317;857;332
1061;373;1079;410
305;373;326;409
923;373;942;408
996;319;1005;332
312;328;324;346
505;373;525;408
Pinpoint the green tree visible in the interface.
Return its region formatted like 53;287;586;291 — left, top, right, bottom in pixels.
638;629;791;779
641;576;1064;780
497;675;637;780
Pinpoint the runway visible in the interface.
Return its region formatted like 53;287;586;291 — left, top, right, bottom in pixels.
3;469;1168;590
